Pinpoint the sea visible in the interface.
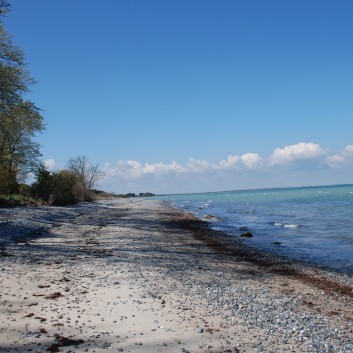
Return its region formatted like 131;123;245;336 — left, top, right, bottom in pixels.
153;184;353;274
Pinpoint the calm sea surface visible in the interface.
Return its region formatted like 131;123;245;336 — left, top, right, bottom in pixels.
153;185;353;274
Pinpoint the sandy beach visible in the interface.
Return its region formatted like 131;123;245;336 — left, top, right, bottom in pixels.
1;199;353;353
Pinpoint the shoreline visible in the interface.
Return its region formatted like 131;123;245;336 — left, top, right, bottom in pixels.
171;206;353;298
156;184;353;276
1;199;353;352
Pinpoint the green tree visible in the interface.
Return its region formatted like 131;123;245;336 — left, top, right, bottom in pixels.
0;1;33;113
32;165;79;205
0;101;44;193
31;163;54;202
0;1;44;193
51;170;79;205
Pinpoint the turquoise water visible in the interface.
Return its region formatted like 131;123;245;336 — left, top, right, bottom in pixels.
153;184;353;274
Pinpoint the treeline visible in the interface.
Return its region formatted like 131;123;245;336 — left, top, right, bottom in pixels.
1;153;156;207
121;192;155;198
0;155;104;206
31;155;104;205
0;1;44;195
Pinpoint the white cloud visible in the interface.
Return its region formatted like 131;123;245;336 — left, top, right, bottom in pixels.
102;142;353;184
186;158;215;173
269;142;328;165
103;153;264;181
219;153;262;169
219;154;240;168
44;159;56;170
144;161;184;174
326;145;353;167
100;142;353;193
103;160;186;179
240;153;262;169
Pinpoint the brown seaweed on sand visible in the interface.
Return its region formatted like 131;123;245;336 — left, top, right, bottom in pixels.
46;335;84;352
44;292;64;299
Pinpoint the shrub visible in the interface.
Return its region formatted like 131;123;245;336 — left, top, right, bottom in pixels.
32;165;79;205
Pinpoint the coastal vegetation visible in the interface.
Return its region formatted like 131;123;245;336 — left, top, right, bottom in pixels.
1;156;104;206
31;156;104;205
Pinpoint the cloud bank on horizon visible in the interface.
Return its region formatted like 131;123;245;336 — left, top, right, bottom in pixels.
101;142;353;193
45;142;353;194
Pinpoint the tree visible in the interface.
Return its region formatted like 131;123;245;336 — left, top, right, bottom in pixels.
31;163;54;202
0;1;33;113
32;164;79;205
0;101;44;193
67;156;104;200
0;1;44;193
51;170;78;205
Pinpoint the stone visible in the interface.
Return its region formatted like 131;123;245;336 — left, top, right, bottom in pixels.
240;232;253;238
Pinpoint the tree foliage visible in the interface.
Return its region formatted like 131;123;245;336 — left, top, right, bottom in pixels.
0;1;10;16
32;164;79;205
32;157;104;205
0;1;32;112
0;1;44;193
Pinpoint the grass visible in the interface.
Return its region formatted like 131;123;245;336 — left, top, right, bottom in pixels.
0;194;40;207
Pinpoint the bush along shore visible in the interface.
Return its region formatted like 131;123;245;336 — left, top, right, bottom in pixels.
1;198;352;353
1;154;155;208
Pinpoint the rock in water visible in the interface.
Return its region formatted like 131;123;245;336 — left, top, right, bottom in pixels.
240;232;253;238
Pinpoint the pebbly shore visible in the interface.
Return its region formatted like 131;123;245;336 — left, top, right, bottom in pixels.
0;199;352;353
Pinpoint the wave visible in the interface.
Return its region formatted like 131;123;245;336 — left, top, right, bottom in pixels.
284;224;302;228
273;222;302;228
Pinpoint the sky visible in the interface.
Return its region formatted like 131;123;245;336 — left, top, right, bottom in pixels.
5;0;353;194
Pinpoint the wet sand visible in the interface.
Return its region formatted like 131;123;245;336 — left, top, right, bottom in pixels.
0;199;352;352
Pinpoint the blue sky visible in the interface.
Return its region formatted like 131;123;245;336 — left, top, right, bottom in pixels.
5;0;353;194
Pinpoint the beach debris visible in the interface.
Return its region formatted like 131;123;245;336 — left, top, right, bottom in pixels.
240;232;253;238
59;277;71;282
45;292;64;299
23;313;35;318
35;316;47;323
52;323;64;327
46;335;84;352
38;284;51;288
